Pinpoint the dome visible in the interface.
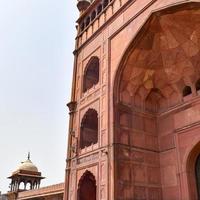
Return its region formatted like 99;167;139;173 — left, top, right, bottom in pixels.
17;159;38;172
15;153;38;173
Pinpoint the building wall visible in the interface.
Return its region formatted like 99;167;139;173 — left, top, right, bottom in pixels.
17;183;64;200
66;0;200;199
0;193;8;200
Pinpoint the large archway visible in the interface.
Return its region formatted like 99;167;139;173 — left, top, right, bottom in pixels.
113;2;200;199
77;171;97;200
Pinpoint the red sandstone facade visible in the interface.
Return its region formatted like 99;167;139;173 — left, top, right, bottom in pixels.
64;0;200;199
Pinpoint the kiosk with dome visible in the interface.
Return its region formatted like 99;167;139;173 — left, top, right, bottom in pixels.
7;153;44;195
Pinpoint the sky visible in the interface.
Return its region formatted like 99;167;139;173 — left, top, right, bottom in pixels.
0;0;78;193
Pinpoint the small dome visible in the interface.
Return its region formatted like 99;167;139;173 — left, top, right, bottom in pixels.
17;159;38;172
15;153;38;173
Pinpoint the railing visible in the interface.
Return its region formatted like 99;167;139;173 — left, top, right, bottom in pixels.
77;0;130;47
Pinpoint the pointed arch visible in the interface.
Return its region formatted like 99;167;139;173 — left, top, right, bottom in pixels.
80;109;98;149
83;56;99;93
77;171;97;200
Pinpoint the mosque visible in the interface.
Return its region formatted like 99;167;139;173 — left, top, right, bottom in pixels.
1;0;200;199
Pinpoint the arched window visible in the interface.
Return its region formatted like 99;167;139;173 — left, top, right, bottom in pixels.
83;57;99;93
91;10;96;21
80;22;85;32
183;86;192;97
196;79;200;91
85;16;91;27
80;109;98;149
103;0;109;8
19;182;25;190
97;4;103;15
77;171;96;200
26;182;31;190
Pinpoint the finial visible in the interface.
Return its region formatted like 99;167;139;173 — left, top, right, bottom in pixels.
28;152;30;160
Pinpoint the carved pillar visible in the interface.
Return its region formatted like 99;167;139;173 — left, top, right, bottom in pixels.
24;181;27;190
63;37;79;200
64;101;77;200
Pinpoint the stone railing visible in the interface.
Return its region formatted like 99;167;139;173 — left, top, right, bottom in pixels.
77;0;131;47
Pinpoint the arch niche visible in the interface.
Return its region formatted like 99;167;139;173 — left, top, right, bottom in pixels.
83;56;99;93
77;171;97;200
80;109;98;149
113;2;200;199
186;142;200;200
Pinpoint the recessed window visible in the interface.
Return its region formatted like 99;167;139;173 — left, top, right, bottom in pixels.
97;4;103;15
103;0;109;8
80;109;98;149
85;16;91;27
83;57;99;93
183;86;192;97
196;79;200;91
91;10;96;21
80;22;85;32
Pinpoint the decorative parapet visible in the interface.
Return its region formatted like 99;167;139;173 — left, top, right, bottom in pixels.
17;183;64;200
76;0;130;48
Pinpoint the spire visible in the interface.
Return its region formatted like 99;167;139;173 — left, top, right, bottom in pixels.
28;152;30;160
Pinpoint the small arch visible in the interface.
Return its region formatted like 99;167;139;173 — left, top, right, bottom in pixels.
26;182;31;190
83;56;99;93
80;22;85;32
85;16;91;27
103;0;109;8
196;79;200;92
77;171;96;200
80;109;98;149
97;4;103;15
183;86;192;97
91;10;96;21
19;182;25;190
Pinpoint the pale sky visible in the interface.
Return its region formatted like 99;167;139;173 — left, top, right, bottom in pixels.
0;0;78;193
